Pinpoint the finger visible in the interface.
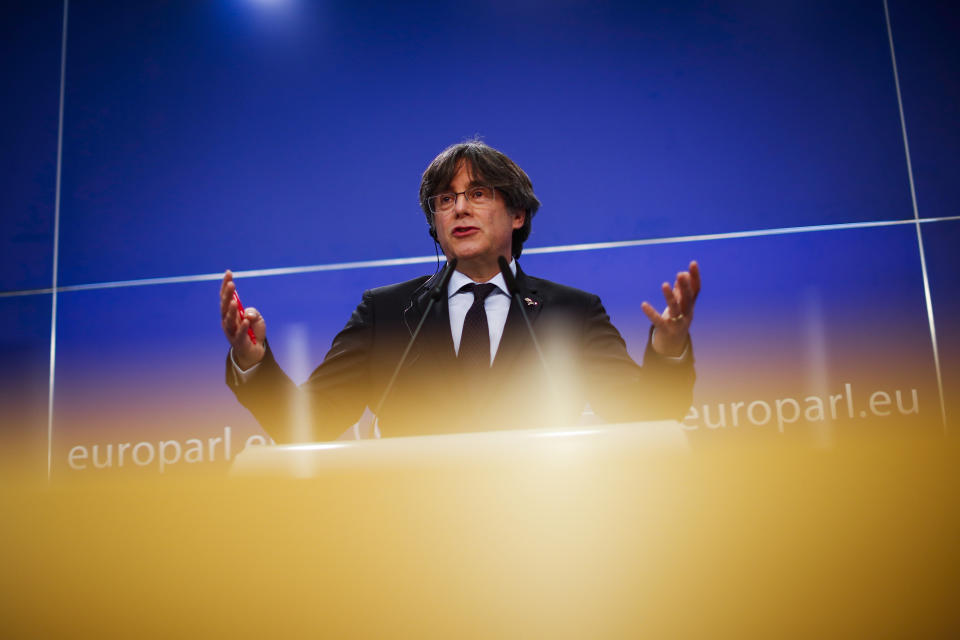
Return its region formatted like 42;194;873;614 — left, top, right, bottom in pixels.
220;270;233;301
233;317;252;346
661;282;682;317
221;286;237;324
245;306;266;341
677;272;695;314
235;312;267;347
688;261;701;296
223;298;239;334
244;306;261;325
220;279;236;317
641;301;663;327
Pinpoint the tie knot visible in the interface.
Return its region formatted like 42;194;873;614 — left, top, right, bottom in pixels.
460;282;498;304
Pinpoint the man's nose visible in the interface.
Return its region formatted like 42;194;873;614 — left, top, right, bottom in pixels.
453;192;470;215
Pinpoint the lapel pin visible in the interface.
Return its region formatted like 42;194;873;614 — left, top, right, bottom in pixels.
524;297;538;307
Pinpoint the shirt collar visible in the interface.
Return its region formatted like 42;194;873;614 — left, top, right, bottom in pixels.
447;259;516;299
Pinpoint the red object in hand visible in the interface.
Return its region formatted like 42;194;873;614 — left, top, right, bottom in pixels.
232;289;258;345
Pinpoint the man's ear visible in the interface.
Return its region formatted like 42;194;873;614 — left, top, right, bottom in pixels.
512;209;526;230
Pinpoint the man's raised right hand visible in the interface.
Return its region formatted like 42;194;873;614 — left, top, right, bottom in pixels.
220;270;266;370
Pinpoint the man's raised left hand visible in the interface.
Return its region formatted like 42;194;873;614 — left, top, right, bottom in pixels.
641;260;701;357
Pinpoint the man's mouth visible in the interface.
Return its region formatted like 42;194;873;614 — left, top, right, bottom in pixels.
452;226;479;238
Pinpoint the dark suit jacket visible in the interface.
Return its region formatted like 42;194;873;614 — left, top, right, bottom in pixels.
227;266;695;442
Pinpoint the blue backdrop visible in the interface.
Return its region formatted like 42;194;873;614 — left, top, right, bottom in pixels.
2;0;957;476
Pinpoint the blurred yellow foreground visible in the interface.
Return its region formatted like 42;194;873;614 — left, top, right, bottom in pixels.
1;421;957;638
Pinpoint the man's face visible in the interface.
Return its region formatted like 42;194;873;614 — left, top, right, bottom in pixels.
433;162;525;268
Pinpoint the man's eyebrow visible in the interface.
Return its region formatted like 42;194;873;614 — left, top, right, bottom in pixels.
436;179;488;193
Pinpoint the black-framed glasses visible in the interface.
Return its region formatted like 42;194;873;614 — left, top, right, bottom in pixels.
426;185;497;214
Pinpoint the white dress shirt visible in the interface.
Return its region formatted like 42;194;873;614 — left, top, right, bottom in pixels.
446;259;515;366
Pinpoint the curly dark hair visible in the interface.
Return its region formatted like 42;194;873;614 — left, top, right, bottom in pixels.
419;139;541;259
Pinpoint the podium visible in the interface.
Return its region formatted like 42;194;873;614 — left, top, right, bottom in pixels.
230;420;690;476
3;422;955;638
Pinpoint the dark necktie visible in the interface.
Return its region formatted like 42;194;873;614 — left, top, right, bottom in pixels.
458;283;498;370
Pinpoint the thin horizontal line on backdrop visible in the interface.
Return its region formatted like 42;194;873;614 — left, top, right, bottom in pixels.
3;214;958;299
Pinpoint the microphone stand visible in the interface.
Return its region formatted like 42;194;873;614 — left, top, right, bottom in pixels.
497;256;554;383
370;258;457;435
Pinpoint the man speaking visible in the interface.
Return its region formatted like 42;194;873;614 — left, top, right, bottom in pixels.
220;141;700;442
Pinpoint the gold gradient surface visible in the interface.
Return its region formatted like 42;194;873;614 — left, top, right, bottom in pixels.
2;422;957;638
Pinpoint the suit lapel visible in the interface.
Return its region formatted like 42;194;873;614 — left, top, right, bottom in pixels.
402;269;456;369
490;265;542;375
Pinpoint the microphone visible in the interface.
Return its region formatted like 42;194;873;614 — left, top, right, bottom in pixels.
497;256;551;380
371;258;458;427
